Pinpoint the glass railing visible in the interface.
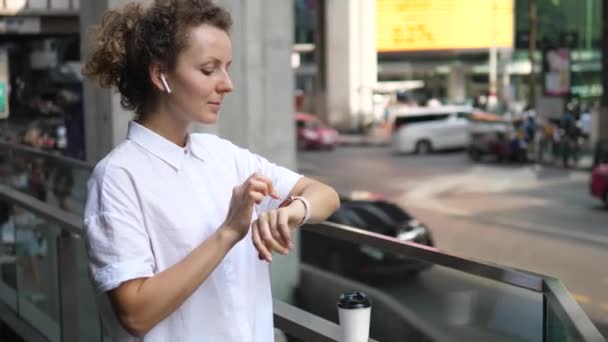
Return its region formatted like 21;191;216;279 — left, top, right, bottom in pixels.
0;141;93;217
0;142;604;341
0;185;98;342
297;223;606;342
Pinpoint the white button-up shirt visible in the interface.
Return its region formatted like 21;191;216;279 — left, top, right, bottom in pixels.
84;121;302;342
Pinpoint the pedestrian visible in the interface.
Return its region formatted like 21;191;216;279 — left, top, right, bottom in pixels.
81;1;340;341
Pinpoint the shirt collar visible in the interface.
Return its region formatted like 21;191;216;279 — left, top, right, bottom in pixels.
127;121;204;170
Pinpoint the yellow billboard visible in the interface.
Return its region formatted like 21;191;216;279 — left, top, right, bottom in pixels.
377;0;514;52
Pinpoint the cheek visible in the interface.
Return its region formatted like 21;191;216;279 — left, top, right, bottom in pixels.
184;82;213;102
197;82;215;98
176;73;208;95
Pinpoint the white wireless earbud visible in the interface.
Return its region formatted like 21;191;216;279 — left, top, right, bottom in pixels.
160;73;172;94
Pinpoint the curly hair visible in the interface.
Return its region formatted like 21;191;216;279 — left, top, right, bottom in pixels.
82;0;232;118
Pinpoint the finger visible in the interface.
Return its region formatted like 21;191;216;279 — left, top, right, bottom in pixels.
259;214;285;259
268;187;280;200
248;190;265;205
251;221;272;262
268;210;288;248
247;179;272;197
259;214;289;255
277;209;293;249
250;172;280;199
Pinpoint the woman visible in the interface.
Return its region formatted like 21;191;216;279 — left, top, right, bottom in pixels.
81;1;340;341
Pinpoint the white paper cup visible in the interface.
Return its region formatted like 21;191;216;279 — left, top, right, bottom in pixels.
337;291;372;342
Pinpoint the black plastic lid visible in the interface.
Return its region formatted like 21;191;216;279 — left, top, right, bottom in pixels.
337;291;371;309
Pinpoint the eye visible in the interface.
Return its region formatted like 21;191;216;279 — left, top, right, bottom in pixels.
201;68;214;76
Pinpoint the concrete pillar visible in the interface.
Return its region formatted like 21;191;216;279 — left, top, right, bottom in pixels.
211;0;296;170
325;0;377;131
82;0;298;302
214;0;297;302
448;63;466;103
80;0;152;163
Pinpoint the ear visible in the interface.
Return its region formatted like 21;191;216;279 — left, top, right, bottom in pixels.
149;62;167;93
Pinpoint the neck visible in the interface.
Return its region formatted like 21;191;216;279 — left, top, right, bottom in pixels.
139;108;190;147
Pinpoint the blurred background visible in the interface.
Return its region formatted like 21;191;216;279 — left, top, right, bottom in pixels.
0;0;607;341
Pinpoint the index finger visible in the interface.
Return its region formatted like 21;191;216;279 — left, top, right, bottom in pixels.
251;171;280;199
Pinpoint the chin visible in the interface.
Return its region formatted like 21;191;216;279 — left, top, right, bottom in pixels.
193;114;218;125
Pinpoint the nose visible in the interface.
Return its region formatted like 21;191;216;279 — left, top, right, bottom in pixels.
218;72;234;94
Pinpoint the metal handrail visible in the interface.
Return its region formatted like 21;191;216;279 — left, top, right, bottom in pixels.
0;184;82;236
0;141;93;171
304;222;544;292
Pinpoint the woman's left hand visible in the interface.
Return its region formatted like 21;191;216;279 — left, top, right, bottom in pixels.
251;202;305;262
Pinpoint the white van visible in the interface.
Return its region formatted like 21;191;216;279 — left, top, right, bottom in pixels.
391;106;473;154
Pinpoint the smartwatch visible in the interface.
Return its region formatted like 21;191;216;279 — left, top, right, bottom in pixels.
286;195;311;227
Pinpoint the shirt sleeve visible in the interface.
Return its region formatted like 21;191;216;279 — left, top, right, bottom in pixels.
83;164;155;294
232;145;303;214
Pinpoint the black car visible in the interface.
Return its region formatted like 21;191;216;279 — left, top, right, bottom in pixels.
300;197;433;279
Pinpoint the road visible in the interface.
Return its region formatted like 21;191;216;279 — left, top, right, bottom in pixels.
298;146;608;340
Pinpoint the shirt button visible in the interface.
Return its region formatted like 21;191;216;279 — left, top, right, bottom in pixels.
184;149;189;155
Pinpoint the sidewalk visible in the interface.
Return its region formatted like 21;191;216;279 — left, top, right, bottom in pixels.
533;155;594;172
532;148;595;171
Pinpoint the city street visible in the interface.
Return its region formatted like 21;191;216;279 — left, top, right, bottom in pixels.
298;145;608;339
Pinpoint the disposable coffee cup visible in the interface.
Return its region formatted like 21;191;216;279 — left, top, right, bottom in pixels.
337;291;371;342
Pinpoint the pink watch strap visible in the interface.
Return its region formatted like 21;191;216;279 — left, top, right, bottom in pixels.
289;195;310;227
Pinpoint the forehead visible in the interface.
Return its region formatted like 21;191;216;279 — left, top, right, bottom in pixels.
179;24;231;62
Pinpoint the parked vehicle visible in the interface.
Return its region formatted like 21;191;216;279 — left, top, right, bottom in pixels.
295;112;339;150
301;193;433;279
391;105;473;154
590;163;608;206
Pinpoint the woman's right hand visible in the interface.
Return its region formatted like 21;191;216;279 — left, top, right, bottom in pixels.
222;172;280;240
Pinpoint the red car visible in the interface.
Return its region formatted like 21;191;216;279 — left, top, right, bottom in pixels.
295;112;338;150
590;163;608;206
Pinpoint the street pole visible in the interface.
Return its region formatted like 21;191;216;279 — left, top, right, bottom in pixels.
314;0;327;122
489;0;498;107
528;0;538;108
